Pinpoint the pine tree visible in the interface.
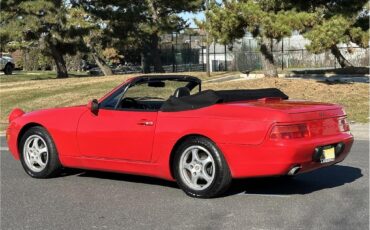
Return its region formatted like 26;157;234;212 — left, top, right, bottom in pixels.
300;0;369;67
78;0;204;73
1;0;89;78
205;0;317;77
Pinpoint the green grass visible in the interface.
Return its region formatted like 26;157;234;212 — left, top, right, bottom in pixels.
0;70;234;84
0;70;88;83
0;71;368;131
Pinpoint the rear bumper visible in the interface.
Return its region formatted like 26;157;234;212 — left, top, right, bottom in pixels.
220;133;354;178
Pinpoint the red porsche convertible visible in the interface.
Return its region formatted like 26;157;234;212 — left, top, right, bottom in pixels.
6;75;353;198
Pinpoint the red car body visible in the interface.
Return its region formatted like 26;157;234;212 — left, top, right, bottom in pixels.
6;76;354;181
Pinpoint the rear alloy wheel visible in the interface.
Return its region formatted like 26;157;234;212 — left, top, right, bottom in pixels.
173;137;231;198
19;126;62;178
4;64;13;75
179;145;215;191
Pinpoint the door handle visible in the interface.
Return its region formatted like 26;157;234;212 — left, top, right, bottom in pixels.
137;120;154;126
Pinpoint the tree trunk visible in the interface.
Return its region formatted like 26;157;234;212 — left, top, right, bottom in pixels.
23;49;30;71
260;38;278;78
92;52;113;76
49;44;68;78
141;52;151;73
331;45;353;68
146;0;164;73
149;33;164;73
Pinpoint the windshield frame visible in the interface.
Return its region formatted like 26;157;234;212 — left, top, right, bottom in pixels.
99;75;201;110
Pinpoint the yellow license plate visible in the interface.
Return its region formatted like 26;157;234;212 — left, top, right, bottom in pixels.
321;147;335;163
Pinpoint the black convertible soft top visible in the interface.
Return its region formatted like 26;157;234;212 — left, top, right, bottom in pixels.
160;88;289;112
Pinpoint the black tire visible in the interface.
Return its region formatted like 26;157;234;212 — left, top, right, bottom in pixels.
173;136;232;198
19;126;62;178
4;63;13;75
280;175;296;180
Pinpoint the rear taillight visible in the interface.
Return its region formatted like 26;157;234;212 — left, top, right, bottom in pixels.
338;118;350;132
270;124;310;140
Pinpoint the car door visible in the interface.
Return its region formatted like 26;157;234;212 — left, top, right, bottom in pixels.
77;109;158;162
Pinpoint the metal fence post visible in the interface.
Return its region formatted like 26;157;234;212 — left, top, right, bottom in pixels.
224;44;227;71
175;33;178;72
301;49;304;67
172;33;175;72
213;41;216;71
281;38;284;70
201;43;205;71
205;0;210;77
189;34;192;71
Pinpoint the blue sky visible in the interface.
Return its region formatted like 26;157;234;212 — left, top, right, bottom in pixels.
180;12;205;27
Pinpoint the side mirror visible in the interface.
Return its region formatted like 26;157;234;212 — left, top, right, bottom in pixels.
87;99;99;114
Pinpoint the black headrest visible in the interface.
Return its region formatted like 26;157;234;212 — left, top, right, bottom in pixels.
173;87;190;98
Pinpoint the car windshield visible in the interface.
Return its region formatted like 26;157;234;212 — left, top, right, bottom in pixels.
125;80;195;101
100;78;199;110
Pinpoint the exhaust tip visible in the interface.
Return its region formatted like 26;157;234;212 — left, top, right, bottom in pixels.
288;165;301;176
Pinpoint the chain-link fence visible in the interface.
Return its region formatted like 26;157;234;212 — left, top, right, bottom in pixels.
156;33;369;73
232;37;369;72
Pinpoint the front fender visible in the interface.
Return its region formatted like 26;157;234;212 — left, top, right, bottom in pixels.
6;106;87;162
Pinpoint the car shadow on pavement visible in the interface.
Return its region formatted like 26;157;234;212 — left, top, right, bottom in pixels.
76;170;179;189
225;165;363;196
58;168;86;177
59;165;362;197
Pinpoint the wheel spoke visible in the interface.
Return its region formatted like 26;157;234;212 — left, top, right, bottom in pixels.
38;147;48;154
35;157;46;167
201;171;212;183
26;149;33;157
183;162;192;171
28;157;36;166
191;149;200;162
32;137;40;149
191;173;200;185
201;156;212;166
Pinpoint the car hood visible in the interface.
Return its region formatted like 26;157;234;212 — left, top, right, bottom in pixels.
12;105;87;124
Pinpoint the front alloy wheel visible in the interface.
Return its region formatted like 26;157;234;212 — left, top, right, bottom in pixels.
19;126;62;178
23;135;49;172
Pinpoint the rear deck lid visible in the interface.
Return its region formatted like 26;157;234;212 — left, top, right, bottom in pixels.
237;99;345;121
239;99;347;136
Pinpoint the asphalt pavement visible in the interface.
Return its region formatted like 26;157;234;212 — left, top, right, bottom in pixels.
1;128;368;230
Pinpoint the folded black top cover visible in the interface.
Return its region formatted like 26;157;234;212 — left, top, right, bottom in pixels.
160;88;288;112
